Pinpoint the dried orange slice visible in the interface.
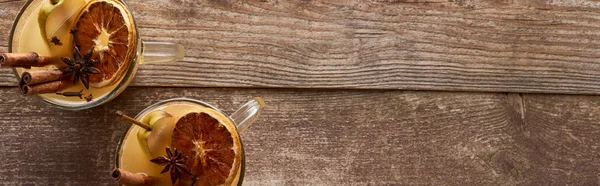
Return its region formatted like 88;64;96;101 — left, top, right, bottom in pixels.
171;110;243;186
73;0;136;88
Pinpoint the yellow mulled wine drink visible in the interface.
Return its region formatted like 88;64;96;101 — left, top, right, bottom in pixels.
113;98;265;186
5;0;183;110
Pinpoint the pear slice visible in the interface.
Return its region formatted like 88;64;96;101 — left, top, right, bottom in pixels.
38;0;64;45
137;110;175;157
38;0;90;46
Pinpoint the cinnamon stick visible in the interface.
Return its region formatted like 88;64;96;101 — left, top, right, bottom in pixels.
19;78;73;95
0;52;52;68
20;69;63;85
116;111;152;130
110;168;156;186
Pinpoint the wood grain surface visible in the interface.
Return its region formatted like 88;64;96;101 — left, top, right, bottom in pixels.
0;0;599;185
1;0;600;94
0;87;598;185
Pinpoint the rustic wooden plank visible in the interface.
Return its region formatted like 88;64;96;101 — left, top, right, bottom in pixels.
516;94;600;185
0;87;598;185
0;0;19;85
1;1;600;94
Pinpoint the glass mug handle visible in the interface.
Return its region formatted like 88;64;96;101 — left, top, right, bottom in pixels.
140;41;185;64
140;42;265;133
230;97;266;134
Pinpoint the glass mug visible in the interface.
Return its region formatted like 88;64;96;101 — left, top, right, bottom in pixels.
114;97;265;186
9;0;184;110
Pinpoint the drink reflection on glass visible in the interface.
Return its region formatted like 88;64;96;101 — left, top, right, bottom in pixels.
4;0;184;110
113;98;265;186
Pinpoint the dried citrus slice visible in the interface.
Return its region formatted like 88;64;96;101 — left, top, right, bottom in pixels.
73;0;136;88
171;110;243;186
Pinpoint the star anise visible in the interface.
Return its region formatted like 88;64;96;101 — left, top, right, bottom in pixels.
61;28;101;89
150;147;195;185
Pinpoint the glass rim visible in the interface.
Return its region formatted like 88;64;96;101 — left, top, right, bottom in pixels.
113;97;245;186
9;0;141;110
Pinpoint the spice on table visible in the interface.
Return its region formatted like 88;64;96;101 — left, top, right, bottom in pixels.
110;168;156;186
0;52;53;68
56;90;84;99
50;36;62;46
20;69;63;85
116;111;152;130
85;94;93;102
61;28;101;90
19;78;73;95
150;146;196;185
18;69;74;96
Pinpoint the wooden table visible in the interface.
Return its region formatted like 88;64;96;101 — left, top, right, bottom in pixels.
1;0;599;185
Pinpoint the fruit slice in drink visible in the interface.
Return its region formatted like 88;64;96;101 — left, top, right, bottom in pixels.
73;0;137;88
116;100;245;186
137;110;175;157
40;0;90;47
172;110;243;185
